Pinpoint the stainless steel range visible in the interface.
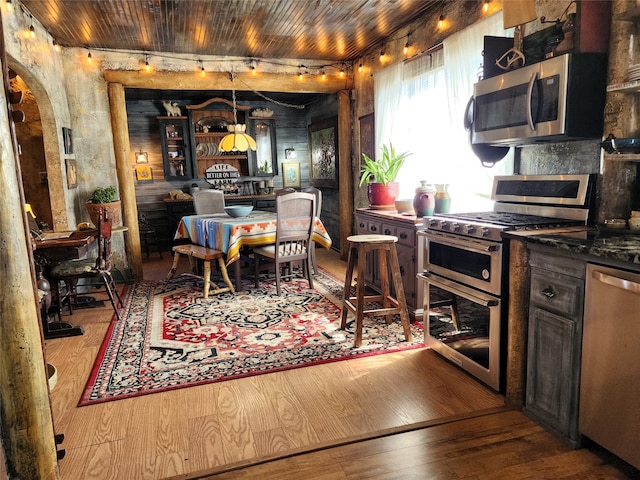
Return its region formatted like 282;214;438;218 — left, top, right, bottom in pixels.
417;174;595;391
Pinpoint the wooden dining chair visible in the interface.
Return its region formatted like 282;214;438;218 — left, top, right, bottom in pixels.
50;209;123;321
254;192;316;295
302;186;322;274
193;189;225;214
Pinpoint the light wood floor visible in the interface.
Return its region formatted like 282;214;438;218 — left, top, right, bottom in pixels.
42;248;636;479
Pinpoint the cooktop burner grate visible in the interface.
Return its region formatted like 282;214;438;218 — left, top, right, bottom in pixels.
433;212;582;228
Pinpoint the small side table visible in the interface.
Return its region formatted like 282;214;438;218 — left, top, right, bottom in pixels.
340;234;412;347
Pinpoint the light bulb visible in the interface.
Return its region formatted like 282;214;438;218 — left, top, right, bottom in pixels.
483;0;489;13
87;51;92;63
358;63;363;73
438;14;444;29
6;0;13;12
339;68;344;78
251;65;256;75
379;51;385;62
29;24;35;38
321;70;325;80
53;39;61;52
145;60;150;71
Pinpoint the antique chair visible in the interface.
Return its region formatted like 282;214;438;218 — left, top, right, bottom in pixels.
193;189;225;214
301;186;322;274
50;209;123;320
254;192;315;295
138;212;162;258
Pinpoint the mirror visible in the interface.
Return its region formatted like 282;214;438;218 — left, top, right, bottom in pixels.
250;119;278;176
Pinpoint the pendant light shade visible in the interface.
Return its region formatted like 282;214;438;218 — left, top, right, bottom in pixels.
219;124;257;152
219;76;256;153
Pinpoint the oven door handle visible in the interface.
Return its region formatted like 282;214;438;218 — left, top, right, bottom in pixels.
418;272;500;307
425;232;501;254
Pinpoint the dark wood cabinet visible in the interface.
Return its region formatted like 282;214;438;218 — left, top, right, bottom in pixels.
158;116;193;180
524;246;585;447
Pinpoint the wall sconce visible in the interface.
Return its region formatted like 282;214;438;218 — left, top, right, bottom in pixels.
135;151;148;164
285;147;296;159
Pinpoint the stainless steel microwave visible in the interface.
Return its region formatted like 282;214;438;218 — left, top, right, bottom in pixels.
467;53;607;146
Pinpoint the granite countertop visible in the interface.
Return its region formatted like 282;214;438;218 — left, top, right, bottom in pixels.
507;226;640;265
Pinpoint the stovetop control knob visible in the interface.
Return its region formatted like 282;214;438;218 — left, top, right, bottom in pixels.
481;227;490;237
452;223;461;232
440;222;449;230
428;219;439;228
465;225;476;235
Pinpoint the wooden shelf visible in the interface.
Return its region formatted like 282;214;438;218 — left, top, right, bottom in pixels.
603;152;640;162
607;80;640;93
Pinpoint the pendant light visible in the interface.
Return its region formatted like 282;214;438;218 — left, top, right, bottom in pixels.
218;74;256;153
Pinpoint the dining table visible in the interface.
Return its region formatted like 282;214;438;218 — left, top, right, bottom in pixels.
174;210;332;291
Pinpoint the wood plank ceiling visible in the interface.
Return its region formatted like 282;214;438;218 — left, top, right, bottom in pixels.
20;0;441;62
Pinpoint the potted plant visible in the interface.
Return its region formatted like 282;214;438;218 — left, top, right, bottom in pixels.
359;143;412;209
86;186;123;227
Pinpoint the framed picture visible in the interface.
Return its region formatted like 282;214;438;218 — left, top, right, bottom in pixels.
135;165;153;182
62;127;73;154
282;162;301;188
359;113;375;162
308;117;338;188
65;158;78;188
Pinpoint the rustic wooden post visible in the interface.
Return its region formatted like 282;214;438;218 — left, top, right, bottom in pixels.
506;237;530;409
337;90;353;260
108;82;143;281
0;16;60;479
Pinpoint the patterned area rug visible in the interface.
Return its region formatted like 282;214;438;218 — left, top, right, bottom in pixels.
79;268;424;405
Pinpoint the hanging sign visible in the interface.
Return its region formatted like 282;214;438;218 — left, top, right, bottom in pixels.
204;163;240;188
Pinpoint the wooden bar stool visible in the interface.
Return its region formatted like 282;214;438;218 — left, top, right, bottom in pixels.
340;234;412;347
166;244;234;298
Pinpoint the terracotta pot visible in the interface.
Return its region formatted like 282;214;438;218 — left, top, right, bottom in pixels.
367;182;399;210
86;200;122;227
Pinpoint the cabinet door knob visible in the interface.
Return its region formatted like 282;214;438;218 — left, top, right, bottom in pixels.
542;286;555;298
384;228;392;235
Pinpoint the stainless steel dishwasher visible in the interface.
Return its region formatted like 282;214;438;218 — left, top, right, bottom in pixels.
580;263;640;469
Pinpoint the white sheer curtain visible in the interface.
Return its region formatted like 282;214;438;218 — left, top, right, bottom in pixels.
373;63;402;160
373;12;513;212
442;12;513;211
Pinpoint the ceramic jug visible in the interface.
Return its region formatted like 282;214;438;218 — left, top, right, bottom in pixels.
434;184;451;214
413;181;436;217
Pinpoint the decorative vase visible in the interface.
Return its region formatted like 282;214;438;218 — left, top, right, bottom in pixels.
413;181;435;217
367;182;400;210
434;184;451;214
86;200;123;227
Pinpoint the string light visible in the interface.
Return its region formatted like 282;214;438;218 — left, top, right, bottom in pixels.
145;54;150;71
87;50;92;63
6;0;12;12
52;38;60;52
200;60;205;76
339;64;345;78
29;16;35;38
251;64;256;75
321;69;325;80
403;33;411;55
358;63;363;73
379;46;385;62
438;13;445;29
483;0;490;13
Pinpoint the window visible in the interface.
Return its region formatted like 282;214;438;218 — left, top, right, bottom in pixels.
374;13;513;212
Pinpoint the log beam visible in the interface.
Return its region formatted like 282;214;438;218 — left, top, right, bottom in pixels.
337;90;353;260
108;83;143;281
103;70;353;93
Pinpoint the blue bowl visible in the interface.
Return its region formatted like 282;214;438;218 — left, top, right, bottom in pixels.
224;205;254;218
